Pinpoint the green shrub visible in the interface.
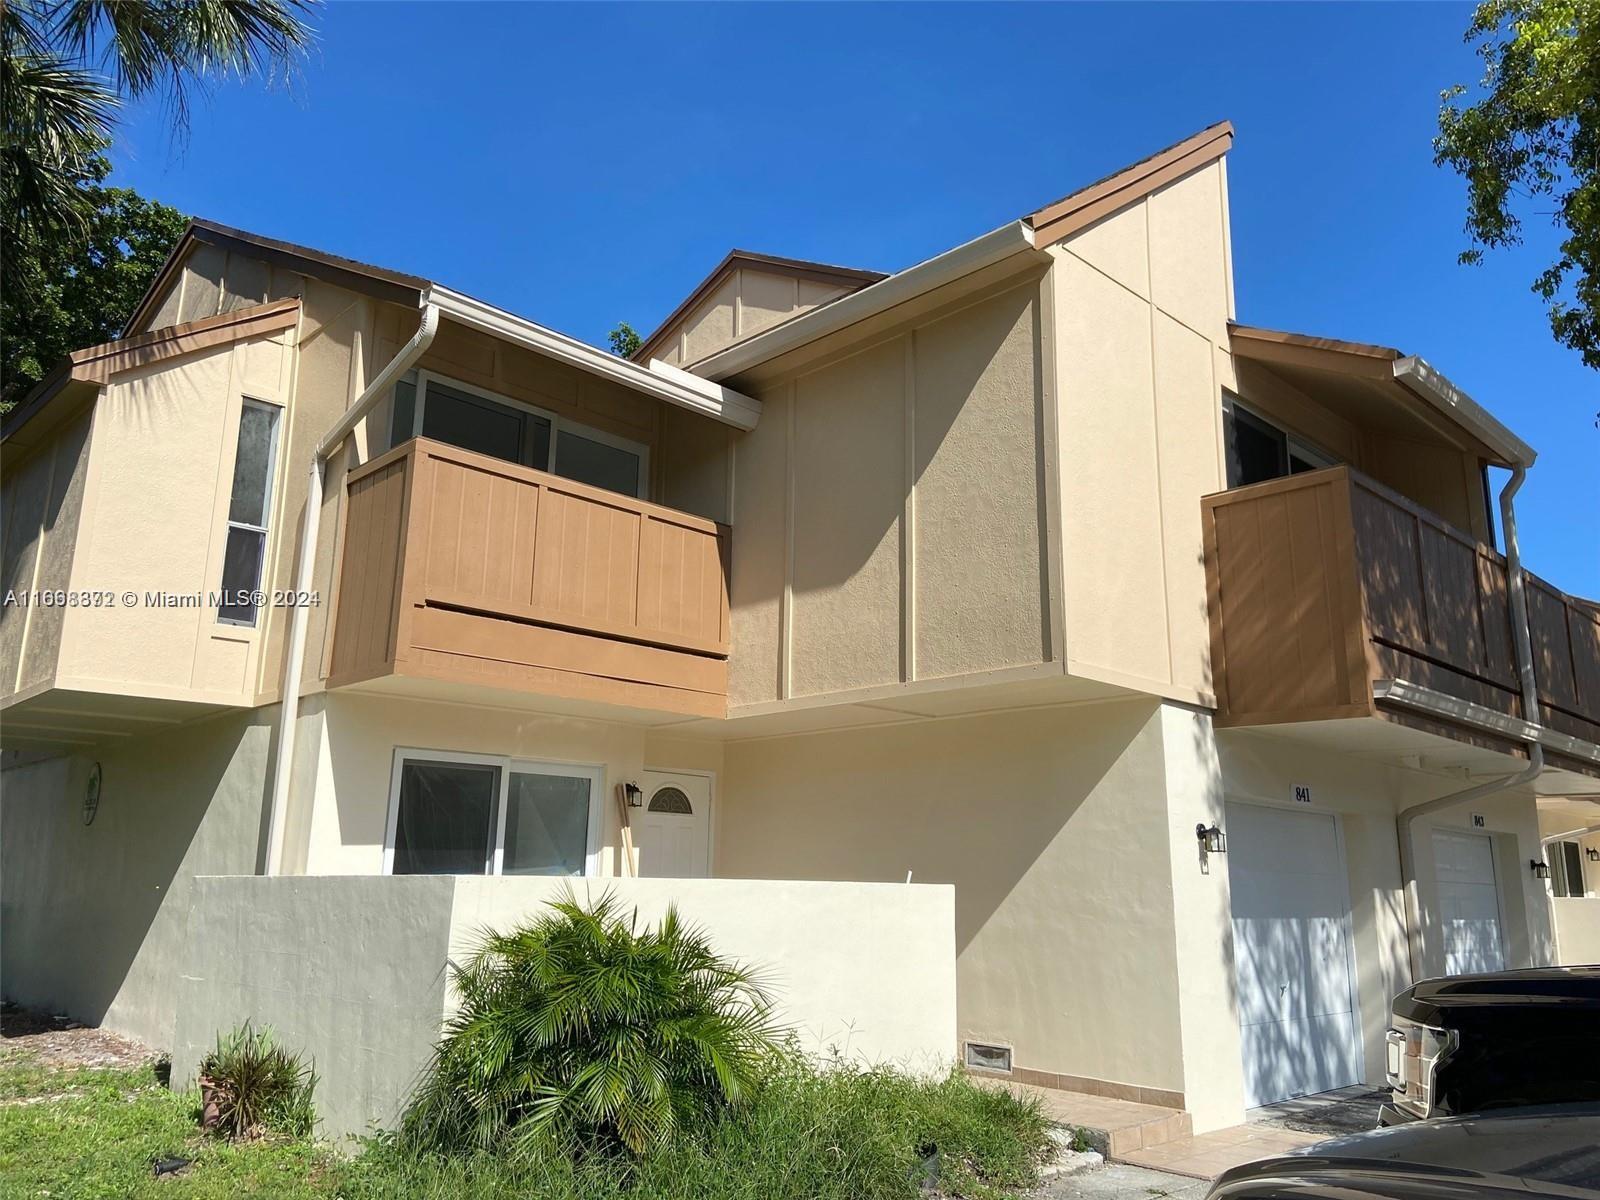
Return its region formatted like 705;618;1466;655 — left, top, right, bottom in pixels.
400;889;782;1159
358;1056;1052;1200
197;1022;317;1140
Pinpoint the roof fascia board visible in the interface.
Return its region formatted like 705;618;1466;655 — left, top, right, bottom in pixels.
1230;324;1532;469
690;220;1042;382
3;299;302;445
426;286;762;431
633;250;886;363
1393;356;1535;469
1028;121;1234;246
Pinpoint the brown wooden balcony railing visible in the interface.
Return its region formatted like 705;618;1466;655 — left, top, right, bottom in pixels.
328;438;730;717
1202;465;1599;776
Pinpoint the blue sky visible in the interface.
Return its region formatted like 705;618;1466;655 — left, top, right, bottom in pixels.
109;2;1596;596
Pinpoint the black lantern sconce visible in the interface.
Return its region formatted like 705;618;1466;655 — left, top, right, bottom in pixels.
1196;823;1227;855
1588;848;1600;863
1531;859;1551;880
623;781;643;808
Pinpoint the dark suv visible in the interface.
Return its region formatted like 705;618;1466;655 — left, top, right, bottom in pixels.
1381;965;1600;1123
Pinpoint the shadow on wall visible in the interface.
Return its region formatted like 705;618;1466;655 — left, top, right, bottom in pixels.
0;711;273;1045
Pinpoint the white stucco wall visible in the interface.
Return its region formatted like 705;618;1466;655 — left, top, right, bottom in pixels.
1552;899;1600;964
0;711;273;1049
173;874;956;1141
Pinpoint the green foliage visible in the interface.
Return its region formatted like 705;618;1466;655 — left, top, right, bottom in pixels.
607;321;644;358
400;890;782;1160
0;1058;340;1199
198;1023;317;1140
1435;0;1600;367
0;1049;1051;1200
1;0;314;270
2;153;188;405
366;1058;1052;1200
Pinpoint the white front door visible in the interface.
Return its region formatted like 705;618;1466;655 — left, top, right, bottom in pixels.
634;770;712;879
1226;801;1363;1107
1431;829;1506;976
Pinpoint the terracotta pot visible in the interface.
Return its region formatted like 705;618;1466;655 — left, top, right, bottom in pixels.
198;1077;226;1131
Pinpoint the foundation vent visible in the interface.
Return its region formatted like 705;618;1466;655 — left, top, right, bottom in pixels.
963;1041;1013;1074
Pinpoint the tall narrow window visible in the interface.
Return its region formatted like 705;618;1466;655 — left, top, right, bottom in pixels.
1551;840;1587;898
219;399;282;625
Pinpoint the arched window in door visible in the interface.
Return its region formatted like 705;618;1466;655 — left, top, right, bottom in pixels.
648;786;693;815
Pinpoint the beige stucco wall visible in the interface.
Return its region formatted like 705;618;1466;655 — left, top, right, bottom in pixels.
0;710;273;1049
41;331;298;707
0;408;93;699
1552;898;1600;964
450;875;957;1069
287;689;723;877
727;277;1051;710
173;873;956;1140
1049;159;1232;708
657;267;852;368
716;699;1204;1107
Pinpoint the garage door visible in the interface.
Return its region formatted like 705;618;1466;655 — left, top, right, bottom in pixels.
1227;802;1363;1107
1431;830;1506;976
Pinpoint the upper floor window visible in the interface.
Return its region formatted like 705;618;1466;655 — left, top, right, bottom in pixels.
382;749;601;877
1222;393;1336;489
218;398;283;626
390;370;647;499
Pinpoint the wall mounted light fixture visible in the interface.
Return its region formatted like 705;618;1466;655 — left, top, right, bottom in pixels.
1196;823;1226;855
1588;848;1599;863
623;781;643;808
1531;859;1551;880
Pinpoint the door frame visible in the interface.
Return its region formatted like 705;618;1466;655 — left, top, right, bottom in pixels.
640;766;717;876
1224;797;1367;1099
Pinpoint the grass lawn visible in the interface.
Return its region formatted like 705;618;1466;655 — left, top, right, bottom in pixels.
0;1053;1054;1200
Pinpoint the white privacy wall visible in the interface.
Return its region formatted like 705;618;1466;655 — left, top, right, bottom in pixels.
175;875;957;1141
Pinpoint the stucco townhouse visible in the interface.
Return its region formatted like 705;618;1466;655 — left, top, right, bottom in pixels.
4;121;1598;1139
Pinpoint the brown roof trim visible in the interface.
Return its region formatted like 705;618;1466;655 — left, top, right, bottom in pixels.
3;299;301;444
1228;322;1402;379
123;218;430;334
1026;120;1235;246
631;249;886;363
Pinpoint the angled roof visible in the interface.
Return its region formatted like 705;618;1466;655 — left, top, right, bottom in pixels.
1025;120;1234;245
1229;323;1535;468
691;122;1237;381
631;249;886;363
3;299;301;458
123;218;430;335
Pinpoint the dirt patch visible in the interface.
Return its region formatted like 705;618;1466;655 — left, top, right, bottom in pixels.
0;1001;156;1071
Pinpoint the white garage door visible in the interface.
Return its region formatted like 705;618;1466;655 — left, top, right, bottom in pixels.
1227;802;1363;1107
1431;830;1506;976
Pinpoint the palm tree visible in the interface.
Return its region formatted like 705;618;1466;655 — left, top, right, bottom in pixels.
400;890;783;1160
2;0;315;244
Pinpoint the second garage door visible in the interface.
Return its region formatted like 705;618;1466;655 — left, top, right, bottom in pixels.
1227;802;1363;1107
1431;829;1507;976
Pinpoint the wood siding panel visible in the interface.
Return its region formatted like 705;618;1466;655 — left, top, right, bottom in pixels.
329;455;410;682
329;438;729;714
1204;465;1598;771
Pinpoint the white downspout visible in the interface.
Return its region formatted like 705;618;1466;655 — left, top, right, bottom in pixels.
261;304;439;875
1395;462;1545;982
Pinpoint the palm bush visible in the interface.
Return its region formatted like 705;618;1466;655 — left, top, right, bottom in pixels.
400;890;782;1160
197;1022;316;1140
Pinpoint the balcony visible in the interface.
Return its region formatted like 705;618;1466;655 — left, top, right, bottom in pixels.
328;438;730;718
1202;466;1600;779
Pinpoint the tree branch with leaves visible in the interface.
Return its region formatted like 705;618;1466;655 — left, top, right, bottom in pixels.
1436;0;1600;368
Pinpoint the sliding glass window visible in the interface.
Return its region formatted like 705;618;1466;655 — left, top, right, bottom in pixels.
385;751;601;877
389;370;647;499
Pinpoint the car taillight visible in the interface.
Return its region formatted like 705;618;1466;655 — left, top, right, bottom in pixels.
1385;1017;1456;1117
